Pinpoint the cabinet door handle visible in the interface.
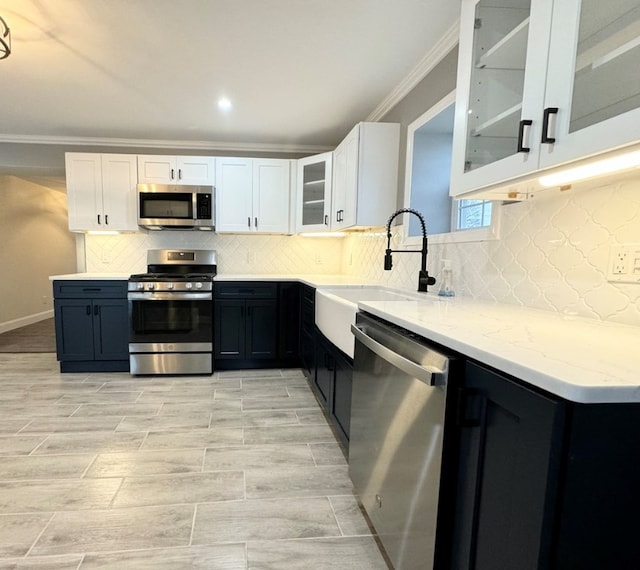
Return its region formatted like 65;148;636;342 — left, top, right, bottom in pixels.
171;168;175;180
255;217;258;229
97;214;101;225
86;305;91;316
105;214;109;225
248;217;251;228
178;169;182;180
541;107;558;144
324;214;328;226
94;305;100;316
517;119;532;153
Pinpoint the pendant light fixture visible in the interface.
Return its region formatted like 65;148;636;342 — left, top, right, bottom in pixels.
0;15;10;60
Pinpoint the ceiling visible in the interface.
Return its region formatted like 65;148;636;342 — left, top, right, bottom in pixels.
0;0;459;188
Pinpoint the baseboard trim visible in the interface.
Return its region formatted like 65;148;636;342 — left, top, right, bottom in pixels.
0;310;54;334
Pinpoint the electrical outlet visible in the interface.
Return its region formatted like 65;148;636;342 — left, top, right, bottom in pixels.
612;250;627;274
246;251;255;264
315;254;323;265
101;250;111;263
607;245;640;283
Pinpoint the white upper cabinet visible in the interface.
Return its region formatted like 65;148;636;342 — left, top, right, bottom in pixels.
451;0;640;198
296;152;333;233
331;122;400;231
137;155;215;185
65;153;138;232
215;157;291;234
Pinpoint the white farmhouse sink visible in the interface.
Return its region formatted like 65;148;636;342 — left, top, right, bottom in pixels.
315;287;427;358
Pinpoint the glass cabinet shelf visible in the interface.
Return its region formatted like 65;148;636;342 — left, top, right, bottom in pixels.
477;17;530;70
471;102;522;138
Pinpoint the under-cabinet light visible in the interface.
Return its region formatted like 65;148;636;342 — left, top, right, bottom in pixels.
299;232;346;238
538;149;640;188
87;231;120;236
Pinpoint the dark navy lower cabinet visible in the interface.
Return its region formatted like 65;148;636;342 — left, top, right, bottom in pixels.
214;282;282;369
312;331;353;449
53;280;129;372
444;360;640;570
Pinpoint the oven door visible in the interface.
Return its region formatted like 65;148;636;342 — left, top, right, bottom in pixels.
128;291;212;352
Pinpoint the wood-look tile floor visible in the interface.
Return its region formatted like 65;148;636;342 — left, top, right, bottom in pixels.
0;354;389;569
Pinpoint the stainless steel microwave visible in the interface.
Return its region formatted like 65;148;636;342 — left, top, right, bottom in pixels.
137;184;215;230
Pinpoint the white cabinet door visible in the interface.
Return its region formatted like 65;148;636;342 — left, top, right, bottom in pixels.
253;159;291;234
101;154;138;231
331;122;400;231
66;153;103;232
176;156;215;185
296;152;333;233
331;135;348;230
540;0;640;169
137;155;176;184
450;0;554;198
215;157;253;232
137;155;215;185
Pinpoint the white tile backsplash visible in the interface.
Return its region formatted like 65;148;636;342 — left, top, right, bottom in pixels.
85;232;344;276
341;177;640;327
85;177;640;326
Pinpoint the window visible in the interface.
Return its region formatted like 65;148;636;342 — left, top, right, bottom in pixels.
403;91;500;246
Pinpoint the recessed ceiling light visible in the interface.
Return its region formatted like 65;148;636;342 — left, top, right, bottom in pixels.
218;97;232;112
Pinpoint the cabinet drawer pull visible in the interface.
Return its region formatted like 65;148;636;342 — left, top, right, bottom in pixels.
82;288;101;292
541;107;558;144
517;119;532;153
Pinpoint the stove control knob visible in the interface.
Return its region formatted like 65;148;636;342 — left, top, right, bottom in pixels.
186;282;193;289
167;283;174;290
136;282;144;290
146;283;155;290
195;282;203;289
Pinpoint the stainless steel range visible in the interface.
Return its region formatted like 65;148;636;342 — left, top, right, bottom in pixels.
128;249;216;375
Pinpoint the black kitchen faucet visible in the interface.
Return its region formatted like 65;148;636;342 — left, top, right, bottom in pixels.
384;208;436;293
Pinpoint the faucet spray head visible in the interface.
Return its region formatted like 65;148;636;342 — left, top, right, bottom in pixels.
384;249;393;271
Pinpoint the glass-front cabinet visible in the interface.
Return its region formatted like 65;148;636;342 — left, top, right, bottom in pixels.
541;0;640;168
296;152;332;232
451;0;640;198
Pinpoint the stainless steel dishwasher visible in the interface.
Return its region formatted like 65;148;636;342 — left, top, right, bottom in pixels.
349;312;456;570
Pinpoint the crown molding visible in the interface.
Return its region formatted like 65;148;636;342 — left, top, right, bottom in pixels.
0;134;333;155
367;19;459;122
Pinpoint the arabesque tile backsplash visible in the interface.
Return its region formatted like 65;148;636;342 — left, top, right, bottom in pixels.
86;176;640;327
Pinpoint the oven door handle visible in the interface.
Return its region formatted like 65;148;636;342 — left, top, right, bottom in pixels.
127;292;213;301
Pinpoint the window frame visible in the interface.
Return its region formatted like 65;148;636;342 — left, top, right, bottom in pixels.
402;90;502;247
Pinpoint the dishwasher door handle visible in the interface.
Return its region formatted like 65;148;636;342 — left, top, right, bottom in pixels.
351;324;446;386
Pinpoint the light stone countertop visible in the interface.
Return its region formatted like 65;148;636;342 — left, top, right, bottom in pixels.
49;273;372;287
47;272;640;403
49;272;132;281
358;296;640;404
